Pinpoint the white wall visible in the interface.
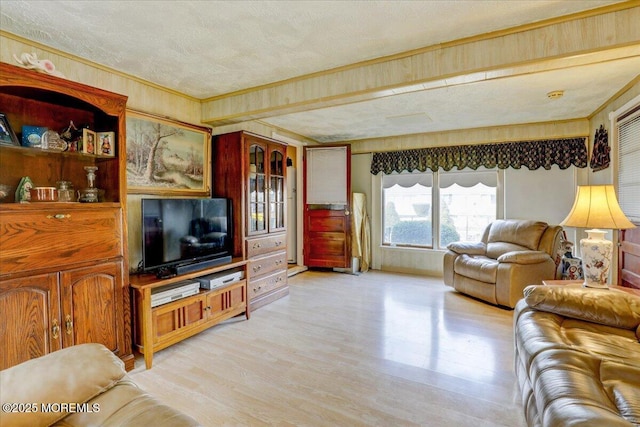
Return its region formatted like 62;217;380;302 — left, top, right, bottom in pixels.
504;166;577;245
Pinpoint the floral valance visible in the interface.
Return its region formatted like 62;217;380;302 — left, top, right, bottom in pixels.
370;137;588;175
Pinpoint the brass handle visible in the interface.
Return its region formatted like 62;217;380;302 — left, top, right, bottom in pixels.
47;214;71;219
253;265;262;272
345;209;350;216
52;320;60;339
275;241;282;246
65;315;73;335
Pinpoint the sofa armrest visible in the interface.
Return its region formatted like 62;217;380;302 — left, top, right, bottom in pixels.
447;241;486;255
0;344;126;427
523;285;640;332
497;250;551;264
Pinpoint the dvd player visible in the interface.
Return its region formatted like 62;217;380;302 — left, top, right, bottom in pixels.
151;280;200;307
196;268;245;290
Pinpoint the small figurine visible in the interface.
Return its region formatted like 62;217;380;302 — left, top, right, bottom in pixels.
15;176;33;203
558;239;584;280
13;53;65;78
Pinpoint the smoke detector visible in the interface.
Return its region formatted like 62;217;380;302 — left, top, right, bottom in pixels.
547;90;564;100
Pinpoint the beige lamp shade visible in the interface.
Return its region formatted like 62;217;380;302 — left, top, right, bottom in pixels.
560;185;636;230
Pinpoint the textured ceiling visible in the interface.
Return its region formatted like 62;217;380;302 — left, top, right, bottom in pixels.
1;0;637;143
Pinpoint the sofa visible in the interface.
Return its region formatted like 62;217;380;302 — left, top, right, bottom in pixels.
0;343;200;427
443;219;562;308
514;284;640;427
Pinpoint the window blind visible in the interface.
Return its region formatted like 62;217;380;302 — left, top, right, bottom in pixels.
306;146;348;204
439;170;497;188
617;106;640;223
382;172;432;189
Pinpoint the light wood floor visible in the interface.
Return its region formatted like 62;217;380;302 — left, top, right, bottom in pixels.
129;270;527;427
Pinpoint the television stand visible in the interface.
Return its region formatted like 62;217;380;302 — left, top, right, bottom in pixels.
130;257;249;369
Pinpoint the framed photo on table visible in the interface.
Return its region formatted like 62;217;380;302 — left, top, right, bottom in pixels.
0;113;20;146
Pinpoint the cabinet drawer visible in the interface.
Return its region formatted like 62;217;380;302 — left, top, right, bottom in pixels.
248;251;287;278
248;270;287;299
0;207;123;274
246;233;286;258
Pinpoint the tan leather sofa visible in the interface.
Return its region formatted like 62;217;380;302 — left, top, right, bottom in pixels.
514;285;640;427
443;219;562;308
0;343;200;427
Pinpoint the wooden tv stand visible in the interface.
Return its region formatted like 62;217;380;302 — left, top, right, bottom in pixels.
130;258;249;369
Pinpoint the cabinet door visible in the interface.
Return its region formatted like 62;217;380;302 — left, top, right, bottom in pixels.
59;261;124;354
269;144;287;233
152;294;207;346
0;273;61;369
247;140;268;235
206;281;246;321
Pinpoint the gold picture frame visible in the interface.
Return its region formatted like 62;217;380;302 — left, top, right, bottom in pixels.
126;110;211;195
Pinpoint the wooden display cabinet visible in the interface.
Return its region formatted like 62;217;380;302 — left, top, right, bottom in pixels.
212;131;289;310
130;258;249;369
0;63;133;370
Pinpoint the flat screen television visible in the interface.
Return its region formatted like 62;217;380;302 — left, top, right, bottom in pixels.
141;198;233;276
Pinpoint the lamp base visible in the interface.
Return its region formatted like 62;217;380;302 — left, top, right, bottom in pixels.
579;229;612;288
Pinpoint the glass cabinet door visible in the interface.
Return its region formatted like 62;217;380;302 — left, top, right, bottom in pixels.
248;144;266;233
269;148;286;231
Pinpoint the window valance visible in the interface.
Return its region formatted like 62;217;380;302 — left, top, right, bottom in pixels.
370;137;588;175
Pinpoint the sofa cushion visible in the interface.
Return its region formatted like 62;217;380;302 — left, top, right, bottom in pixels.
0;344;126;427
524;285;640;331
516;307;640;368
487;219;548;250
486;241;529;259
454;254;498;283
529;349;640;427
54;379;201;427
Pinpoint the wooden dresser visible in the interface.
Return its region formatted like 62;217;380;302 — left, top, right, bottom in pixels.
0;63;134;371
212;131;288;310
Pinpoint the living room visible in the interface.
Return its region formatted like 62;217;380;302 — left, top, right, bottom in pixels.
1;2;639;426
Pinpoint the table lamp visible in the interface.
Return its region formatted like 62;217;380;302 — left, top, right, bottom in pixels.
560;185;636;288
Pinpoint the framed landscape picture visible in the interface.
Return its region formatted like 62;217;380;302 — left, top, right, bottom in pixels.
126;110;211;195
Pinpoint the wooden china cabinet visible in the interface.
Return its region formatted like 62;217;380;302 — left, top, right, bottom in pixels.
212;131;288;310
0;63;134;371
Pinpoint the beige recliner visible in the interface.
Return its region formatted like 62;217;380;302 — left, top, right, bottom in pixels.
443;219;562;308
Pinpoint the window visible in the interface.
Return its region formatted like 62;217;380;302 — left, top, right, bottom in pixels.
382;173;433;247
615;103;640;223
382;169;499;249
439;171;497;247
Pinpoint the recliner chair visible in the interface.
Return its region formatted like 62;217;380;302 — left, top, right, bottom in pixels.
443;219;562;308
